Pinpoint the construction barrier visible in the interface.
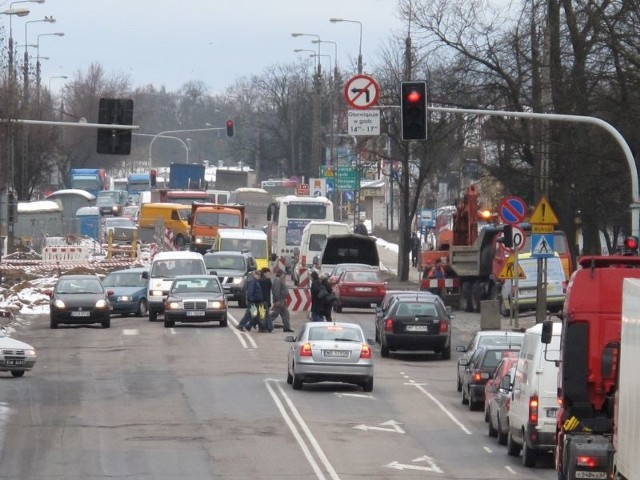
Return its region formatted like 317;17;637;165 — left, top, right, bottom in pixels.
285;287;312;311
42;246;92;265
420;277;460;289
298;267;310;288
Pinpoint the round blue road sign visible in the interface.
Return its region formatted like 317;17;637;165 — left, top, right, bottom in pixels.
499;196;527;225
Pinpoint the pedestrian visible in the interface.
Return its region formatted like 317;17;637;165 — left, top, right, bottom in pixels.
354;220;368;236
411;232;420;268
271;268;293;332
309;270;325;322
236;270;264;331
427;259;446;279
319;275;338;322
251;267;273;332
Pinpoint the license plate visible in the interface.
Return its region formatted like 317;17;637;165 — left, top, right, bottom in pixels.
546;408;558;418
323;350;349;358
406;325;429;332
354;287;371;292
5;359;24;367
186;311;205;317
71;311;90;317
575;472;607;479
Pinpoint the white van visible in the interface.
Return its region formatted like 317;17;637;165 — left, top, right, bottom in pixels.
507;321;561;467
143;251;208;322
293;221;350;285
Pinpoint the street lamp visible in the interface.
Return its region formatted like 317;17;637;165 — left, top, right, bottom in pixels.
36;32;64;102
48;75;67;90
329;17;363;74
291;32;321;73
24;16;56;101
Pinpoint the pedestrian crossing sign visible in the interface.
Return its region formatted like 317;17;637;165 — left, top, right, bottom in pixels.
531;233;555;258
498;254;526;280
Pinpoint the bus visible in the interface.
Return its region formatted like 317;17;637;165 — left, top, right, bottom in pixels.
261;179;297;198
228;187;272;230
266;195;334;272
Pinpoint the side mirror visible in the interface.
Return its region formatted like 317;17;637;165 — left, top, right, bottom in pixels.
142;271;149;279
541;319;554;344
284;335;295;342
458;358;469;367
312;255;320;264
456;345;467;352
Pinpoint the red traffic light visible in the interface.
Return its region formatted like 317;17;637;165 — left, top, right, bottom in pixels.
150;169;157;188
226;119;234;137
406;90;422;104
624;236;638;250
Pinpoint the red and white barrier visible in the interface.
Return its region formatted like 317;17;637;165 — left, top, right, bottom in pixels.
286;287;312;311
298;267;309;288
420;277;460;289
42;246;91;265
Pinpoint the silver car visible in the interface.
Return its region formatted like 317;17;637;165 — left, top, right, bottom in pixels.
0;328;37;377
286;322;374;392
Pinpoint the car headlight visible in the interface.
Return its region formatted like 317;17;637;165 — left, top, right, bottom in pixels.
209;300;225;309
119;296;131;302
231;277;243;285
95;299;109;309
194;237;203;244
25;349;36;357
151;290;164;296
166;301;181;310
54;299;66;309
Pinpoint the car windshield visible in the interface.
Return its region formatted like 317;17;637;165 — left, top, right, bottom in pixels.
102;272;146;287
308;325;363;342
152;259;206;277
56;278;103;294
105;218;135;228
482;350;517;369
205;255;245;271
172;278;222;293
478;335;524;348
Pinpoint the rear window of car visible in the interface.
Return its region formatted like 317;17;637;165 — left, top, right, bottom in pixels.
308;326;363;342
482;350;518;369
478;334;524;348
343;271;382;283
394;302;439;317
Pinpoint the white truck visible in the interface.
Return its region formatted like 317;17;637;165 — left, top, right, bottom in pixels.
292;220;350;285
617;279;640;479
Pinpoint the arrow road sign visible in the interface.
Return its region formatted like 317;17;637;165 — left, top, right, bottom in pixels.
386;456;443;473
353;420;405;434
344;74;380;110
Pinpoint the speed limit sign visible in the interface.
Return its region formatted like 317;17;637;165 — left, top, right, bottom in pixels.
511;225;526;252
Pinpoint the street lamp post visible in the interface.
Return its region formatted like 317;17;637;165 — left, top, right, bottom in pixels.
329;17;363;74
291;32;321;74
148;126;228;170
48;75;67;90
36;31;64;103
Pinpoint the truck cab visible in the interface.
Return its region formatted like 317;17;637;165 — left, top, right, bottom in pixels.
189;203;246;254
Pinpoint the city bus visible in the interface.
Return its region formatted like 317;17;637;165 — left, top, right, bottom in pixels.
266;195;334;272
260;179;297;198
228;187;272;230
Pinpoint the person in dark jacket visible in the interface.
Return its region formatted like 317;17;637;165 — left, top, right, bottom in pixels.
309;270;325;322
319;275;338;322
271;268;293;332
251;267;273;332
236;270;264;331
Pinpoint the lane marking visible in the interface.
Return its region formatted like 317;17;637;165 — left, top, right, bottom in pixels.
122;329;138;335
227;312;257;348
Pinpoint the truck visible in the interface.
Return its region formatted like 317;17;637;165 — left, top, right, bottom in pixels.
69;168;109;197
189;202;246;254
126;172;150;201
418;185;572;312
169;163;206;190
542;251;640;480
214;167;256;191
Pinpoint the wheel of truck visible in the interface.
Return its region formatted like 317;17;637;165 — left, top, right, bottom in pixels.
460;282;473;312
522;439;538;467
471;282;483;313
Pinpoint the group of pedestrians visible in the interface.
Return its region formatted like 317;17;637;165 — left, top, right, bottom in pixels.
309;270;339;322
236;267;293;333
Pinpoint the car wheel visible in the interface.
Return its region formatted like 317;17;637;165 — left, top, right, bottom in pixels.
164;319;175;328
149;310;157;322
220;315;228;327
441;344;451;360
469;393;479;411
380;342;390;358
361;378;374;392
292;366;303;390
375;327;379;343
11;370;25;378
522;439;538;467
461;385;469;405
136;299;147;317
488;412;498;438
102;318;111;328
286;369;293;385
497;415;508;445
507;430;522;456
457;373;462;392
484;405;490;422
50;317;58;329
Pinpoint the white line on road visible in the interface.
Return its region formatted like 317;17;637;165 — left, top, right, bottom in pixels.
122;329;139;335
483;446;493;453
505;465;517;475
264;379;340;480
227;313;257;348
406;379;473;435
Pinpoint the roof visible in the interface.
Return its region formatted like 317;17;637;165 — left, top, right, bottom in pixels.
17;200;62;213
204;251;253;258
217;228;267;240
152;251;205;260
46;189;96;201
108;267;148;274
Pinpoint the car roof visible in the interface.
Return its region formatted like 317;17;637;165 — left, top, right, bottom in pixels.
58;274;100;279
153;251;204;260
108;267;148;274
305;321;363;331
217;228;267;240
204;251;252;258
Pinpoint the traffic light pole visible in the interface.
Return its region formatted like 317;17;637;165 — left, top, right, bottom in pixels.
148;126;227;171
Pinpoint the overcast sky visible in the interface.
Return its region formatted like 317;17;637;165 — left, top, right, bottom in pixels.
3;0;405;93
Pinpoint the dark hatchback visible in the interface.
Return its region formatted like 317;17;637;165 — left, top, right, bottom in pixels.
48;274;112;329
460;345;520;411
375;294;452;359
203;251;256;308
102;267;148;317
163;275;227;328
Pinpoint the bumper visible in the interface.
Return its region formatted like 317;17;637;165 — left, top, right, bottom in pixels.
164;311;227;323
526;424;557;451
337;295;383;308
382;332;450;352
148;294;166;313
469;383;487;402
110;301;139;315
51;310;110;325
294;361;373;384
0;358;36;371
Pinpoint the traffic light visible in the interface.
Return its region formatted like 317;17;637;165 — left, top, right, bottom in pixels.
150;169;157;188
401;81;427;140
226;119;234;137
623;236;638;255
97;98;134;155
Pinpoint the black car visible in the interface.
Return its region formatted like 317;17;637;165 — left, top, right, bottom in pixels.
375;294;452;359
203;251;256;307
163;275;227;328
374;290;436;327
459;345;520;411
48;274;112;329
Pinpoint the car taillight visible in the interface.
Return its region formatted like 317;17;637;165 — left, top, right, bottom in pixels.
576;456;599;468
439;319;448;333
384;318;394;332
299;343;313;357
528;396;539;424
472;370;483;382
360;344;372;358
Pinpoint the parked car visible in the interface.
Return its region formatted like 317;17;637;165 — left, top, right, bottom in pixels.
102;267;148;317
203;251;257;307
48;274;112;329
375;294;453;359
455;330;525;391
286;322;374;392
163;275;227;328
486;357;519;445
333;269;387;313
0;328;37;377
460;345;520;411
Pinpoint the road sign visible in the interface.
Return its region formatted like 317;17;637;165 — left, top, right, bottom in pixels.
500;225;526;252
499;196;528;225
335;166;358;190
531;224;553;234
531;233;555;258
348;109;381;136
296;183;309;196
309;178;326;197
344;74;380;110
529;196;559;225
498;254;526;280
